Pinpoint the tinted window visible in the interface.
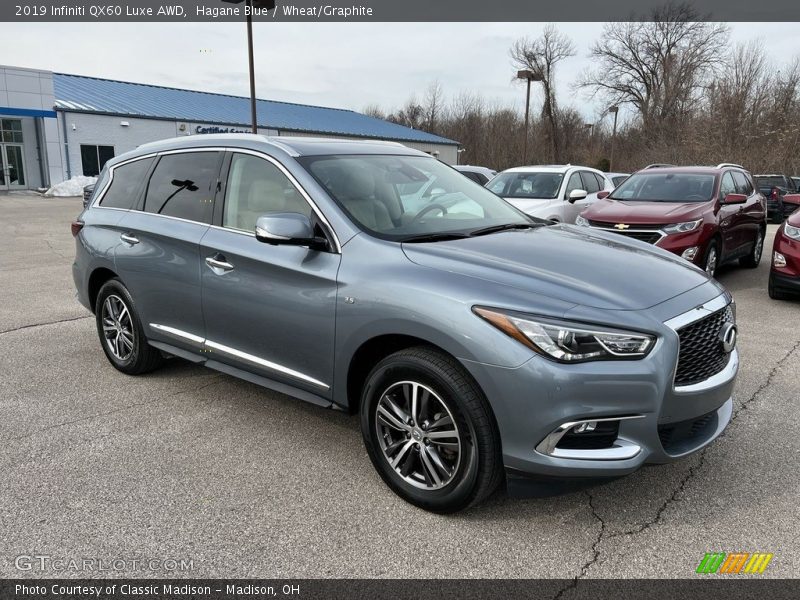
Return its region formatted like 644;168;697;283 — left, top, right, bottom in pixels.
611;175;628;186
719;173;736;199
755;176;787;189
80;145;115;177
487;172;564;199
143;152;221;223
580;171;601;194
99;158;154;209
612;172;716;202
223;153;311;231
732;172;753;196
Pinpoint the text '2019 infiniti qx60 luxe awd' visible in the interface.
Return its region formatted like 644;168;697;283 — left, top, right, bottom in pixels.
72;135;739;512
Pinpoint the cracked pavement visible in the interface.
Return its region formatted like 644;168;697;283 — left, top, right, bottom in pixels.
0;194;798;581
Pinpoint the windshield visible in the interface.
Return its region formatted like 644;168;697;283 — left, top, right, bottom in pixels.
486;172;564;199
610;172;716;202
300;155;533;241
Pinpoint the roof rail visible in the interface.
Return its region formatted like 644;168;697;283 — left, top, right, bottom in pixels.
715;163;744;169
643;163;675;169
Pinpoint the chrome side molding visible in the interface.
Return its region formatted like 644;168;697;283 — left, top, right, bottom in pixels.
149;323;329;389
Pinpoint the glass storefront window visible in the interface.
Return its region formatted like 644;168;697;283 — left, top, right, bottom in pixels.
1;119;24;143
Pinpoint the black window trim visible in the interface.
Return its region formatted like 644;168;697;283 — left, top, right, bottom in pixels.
92;147;341;253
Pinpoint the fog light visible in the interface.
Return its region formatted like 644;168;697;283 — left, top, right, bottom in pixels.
773;252;787;268
681;246;699;261
573;421;597;434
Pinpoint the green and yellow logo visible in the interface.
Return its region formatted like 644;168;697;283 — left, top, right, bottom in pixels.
696;552;774;574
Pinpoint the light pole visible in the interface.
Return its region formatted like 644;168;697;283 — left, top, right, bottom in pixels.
222;0;276;134
517;69;543;165
608;105;619;172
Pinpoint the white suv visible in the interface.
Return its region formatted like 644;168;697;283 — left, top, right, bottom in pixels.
486;165;613;223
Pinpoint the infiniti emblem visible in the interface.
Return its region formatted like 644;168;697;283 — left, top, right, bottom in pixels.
720;322;737;353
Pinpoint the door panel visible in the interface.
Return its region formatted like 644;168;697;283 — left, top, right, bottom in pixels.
113;212;209;350
717;172;744;256
200;228;340;393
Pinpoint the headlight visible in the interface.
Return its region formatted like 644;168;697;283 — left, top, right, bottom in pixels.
473;307;655;362
663;219;702;234
785;223;800;240
575;215;590;227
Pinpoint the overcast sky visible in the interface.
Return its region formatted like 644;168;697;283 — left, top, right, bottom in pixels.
3;22;800;122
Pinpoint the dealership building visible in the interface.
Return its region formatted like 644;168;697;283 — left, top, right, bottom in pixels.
0;64;459;192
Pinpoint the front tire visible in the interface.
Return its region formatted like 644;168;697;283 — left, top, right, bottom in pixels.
703;240;720;277
95;279;164;375
360;347;502;513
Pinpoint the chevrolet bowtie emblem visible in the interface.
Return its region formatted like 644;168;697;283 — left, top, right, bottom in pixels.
614;223;630;230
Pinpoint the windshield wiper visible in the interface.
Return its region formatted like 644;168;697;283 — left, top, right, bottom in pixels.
401;232;471;243
468;223;540;237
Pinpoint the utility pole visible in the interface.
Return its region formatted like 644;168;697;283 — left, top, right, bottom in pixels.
608;105;619;172
517;70;543;165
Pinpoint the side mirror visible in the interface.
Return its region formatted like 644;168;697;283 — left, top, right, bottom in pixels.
596;190;610;200
568;189;588;203
723;193;747;205
255;213;328;250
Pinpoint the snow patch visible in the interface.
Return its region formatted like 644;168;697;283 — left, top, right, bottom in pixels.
44;175;97;197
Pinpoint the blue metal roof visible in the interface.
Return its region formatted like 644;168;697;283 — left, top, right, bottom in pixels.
53;73;457;146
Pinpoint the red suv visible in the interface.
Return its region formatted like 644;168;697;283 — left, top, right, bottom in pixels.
769;208;800;299
575;165;767;277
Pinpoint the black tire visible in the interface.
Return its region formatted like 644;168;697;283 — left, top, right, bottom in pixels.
768;274;791;300
703;239;720;277
740;228;765;268
95;278;164;375
360;346;502;513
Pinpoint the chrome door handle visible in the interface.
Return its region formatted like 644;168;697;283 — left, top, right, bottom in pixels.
205;256;234;272
120;233;139;245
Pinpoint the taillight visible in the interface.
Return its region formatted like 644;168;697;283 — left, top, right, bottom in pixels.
71;220;84;237
771;188;779;200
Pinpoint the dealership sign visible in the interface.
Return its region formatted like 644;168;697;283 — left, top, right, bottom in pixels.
195;125;249;135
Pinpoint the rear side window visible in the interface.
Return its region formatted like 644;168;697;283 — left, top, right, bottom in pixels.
732;172;753;196
580;171;600;194
143;152;222;223
99;158;154;209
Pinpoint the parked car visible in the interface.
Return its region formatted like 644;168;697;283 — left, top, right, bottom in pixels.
753;174;800;222
486;165;613;223
453;165;496;185
72;135;738;512
606;172;630;187
792;176;800;190
82;183;95;208
576;165;767;277
769;207;800;300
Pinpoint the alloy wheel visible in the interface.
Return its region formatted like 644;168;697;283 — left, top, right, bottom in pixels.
754;231;763;263
705;247;718;277
101;294;134;361
375;381;461;490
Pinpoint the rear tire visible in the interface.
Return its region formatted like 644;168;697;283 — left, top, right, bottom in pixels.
360;347;502;513
740;228;764;268
95;279;164;375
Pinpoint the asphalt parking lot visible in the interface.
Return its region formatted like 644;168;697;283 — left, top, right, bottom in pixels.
1;193;798;582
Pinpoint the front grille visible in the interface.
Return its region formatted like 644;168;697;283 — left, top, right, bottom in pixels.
588;221;665;245
675;305;734;386
658;410;717;454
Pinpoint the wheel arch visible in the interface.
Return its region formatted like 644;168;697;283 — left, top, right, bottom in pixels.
87;267;120;313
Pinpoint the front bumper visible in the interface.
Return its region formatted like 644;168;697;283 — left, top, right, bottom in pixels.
460;295;737;480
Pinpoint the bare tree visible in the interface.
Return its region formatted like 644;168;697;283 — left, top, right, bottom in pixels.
422;80;445;133
510;25;575;163
579;2;729;134
362;103;386;119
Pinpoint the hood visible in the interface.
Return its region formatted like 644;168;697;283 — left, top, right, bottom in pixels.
783;193;800;207
787;207;800;227
402;225;709;311
584;198;707;224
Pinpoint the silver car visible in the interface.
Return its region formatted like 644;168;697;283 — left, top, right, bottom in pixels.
72;135;738;512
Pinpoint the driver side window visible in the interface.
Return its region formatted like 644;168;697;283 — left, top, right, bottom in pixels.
223;153;311;232
564;172;583;199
